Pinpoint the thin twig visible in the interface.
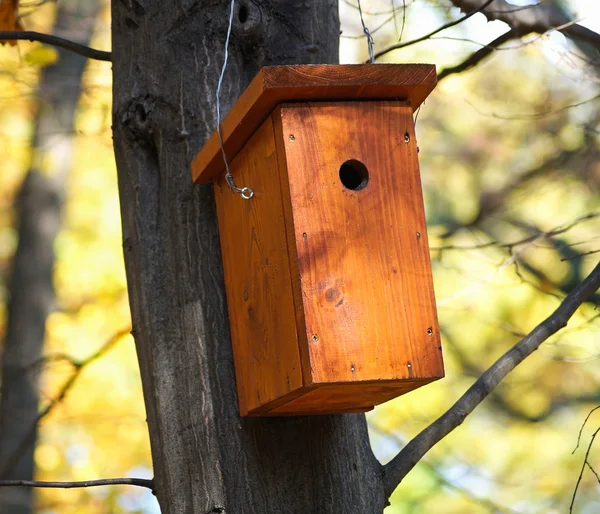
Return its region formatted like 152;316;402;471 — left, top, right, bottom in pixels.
562;249;600;261
570;425;600;512
447;0;600;55
0;478;153;490
399;0;406;42
382;261;600;498
486;0;547;15
573;406;600;454
431;212;600;253
0;328;131;479
465;93;600;120
586;462;600;484
438;29;517;81
373;0;496;60
0;31;111;61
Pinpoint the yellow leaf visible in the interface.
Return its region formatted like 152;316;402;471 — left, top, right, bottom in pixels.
25;45;59;66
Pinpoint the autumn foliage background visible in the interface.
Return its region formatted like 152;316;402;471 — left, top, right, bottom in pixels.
0;0;599;512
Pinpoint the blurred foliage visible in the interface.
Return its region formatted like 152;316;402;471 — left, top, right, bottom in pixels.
0;1;154;512
0;0;598;513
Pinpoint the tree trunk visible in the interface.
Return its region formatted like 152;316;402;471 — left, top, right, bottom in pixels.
111;1;387;512
0;2;99;512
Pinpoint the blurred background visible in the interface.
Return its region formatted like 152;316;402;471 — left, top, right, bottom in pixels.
0;1;598;512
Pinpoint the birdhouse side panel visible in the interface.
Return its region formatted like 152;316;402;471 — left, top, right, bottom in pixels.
271;108;313;388
214;116;304;416
277;101;444;386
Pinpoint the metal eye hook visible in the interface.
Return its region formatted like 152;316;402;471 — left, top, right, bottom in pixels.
240;187;254;200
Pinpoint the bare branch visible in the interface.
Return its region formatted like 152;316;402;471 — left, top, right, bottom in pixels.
448;0;600;56
0;478;153;490
374;0;496;60
431;212;600;253
586;462;600;484
375;0;600;77
570;425;600;512
562;249;600;261
573;406;600;454
0;328;130;479
370;423;518;513
438;29;518;81
0;31;111;61
382;261;600;498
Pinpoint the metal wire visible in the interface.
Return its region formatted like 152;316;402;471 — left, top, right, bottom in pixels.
216;0;254;199
357;0;375;63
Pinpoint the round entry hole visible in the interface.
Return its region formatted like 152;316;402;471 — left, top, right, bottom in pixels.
339;159;369;191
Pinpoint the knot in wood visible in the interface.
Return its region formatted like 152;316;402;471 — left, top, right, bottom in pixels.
120;94;158;143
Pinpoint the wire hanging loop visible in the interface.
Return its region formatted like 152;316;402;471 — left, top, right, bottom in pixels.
357;0;375;64
215;0;254;200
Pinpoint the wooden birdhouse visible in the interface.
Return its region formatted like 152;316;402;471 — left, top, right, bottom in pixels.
192;64;444;416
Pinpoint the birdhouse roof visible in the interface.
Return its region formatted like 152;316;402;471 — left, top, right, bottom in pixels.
191;64;437;184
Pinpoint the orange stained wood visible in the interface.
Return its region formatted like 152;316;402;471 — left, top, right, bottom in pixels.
191;64;437;185
276;101;444;386
214;115;303;416
265;380;436;416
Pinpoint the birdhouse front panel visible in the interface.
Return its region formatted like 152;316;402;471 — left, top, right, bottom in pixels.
275;101;443;388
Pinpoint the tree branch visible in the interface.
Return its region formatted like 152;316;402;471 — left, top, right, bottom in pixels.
0;31;111;61
570;425;600;512
373;0;497;60
448;0;600;56
375;0;600;76
0;478;153;490
438;29;518;81
382;261;600;498
0;328;130;479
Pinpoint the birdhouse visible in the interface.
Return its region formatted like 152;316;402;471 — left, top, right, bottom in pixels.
192;64;444;416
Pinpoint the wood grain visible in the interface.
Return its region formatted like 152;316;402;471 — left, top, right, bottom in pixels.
192;64;437;185
215;99;443;416
266;380;435;416
215;116;303;416
278;101;444;388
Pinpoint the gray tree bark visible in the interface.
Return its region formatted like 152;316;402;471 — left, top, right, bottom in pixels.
0;1;99;512
111;1;388;513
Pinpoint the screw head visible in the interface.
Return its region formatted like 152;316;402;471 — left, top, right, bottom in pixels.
427;327;433;336
311;334;319;342
289;134;295;141
416;232;421;239
404;132;410;143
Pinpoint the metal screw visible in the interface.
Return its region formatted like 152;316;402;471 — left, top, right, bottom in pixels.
404;132;410;143
350;365;355;372
311;334;319;342
302;232;307;238
427;327;433;336
289;134;295;141
407;362;412;368
416;232;421;240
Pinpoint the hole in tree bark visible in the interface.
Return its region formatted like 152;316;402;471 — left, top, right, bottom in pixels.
238;4;248;23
